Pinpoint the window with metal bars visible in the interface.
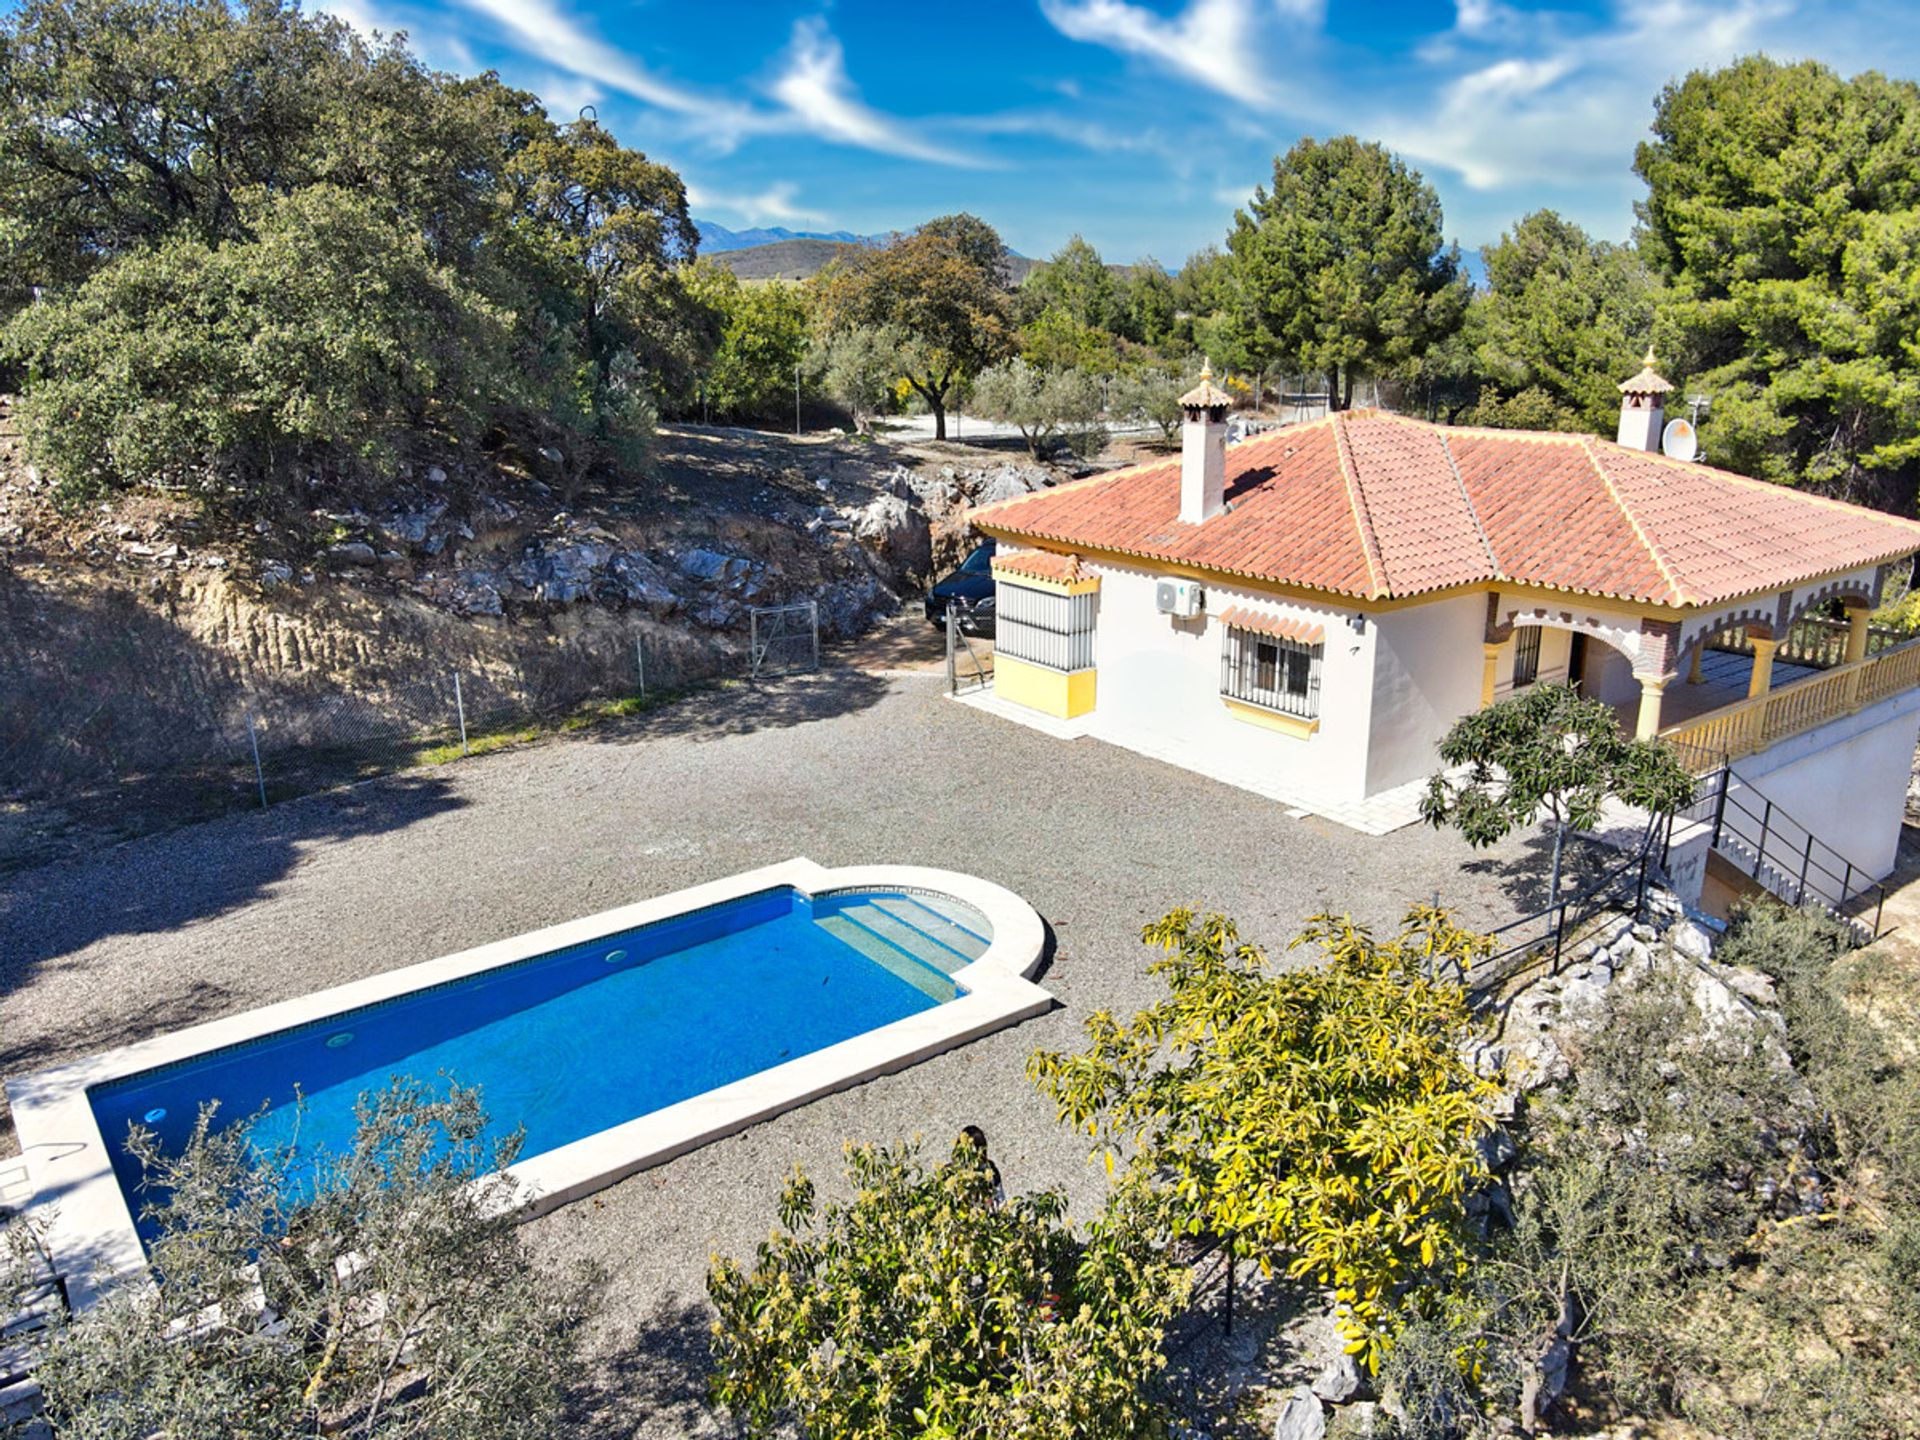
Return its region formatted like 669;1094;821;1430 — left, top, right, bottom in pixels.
1512;625;1542;688
1220;626;1320;719
996;582;1096;672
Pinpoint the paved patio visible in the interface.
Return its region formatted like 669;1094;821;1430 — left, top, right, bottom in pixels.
0;667;1551;1434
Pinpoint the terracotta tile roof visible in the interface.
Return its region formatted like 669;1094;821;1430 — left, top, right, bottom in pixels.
991;549;1088;584
970;410;1920;608
1618;347;1674;396
1216;606;1325;645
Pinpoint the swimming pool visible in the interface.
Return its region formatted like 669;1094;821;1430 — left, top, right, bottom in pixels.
7;860;1050;1305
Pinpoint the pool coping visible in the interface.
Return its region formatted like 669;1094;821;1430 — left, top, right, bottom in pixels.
4;858;1052;1309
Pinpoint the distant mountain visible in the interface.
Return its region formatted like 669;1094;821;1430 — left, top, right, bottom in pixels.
695;220;882;254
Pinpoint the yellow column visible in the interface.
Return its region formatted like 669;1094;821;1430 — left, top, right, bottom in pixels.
1634;673;1668;740
1844;605;1871;665
1748;636;1778;698
1687;647;1703;684
1481;642;1502;707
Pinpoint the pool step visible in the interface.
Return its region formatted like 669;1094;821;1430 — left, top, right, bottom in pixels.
867;896;989;961
813;916;958;1004
832;903;975;975
894;893;992;946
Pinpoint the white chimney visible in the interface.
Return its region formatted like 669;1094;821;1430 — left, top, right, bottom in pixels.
1616;345;1672;452
1178;361;1232;524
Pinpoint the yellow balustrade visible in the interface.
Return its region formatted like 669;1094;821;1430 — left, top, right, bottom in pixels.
1660;638;1920;768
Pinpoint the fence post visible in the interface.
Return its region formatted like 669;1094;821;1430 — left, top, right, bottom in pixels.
945;604;957;694
1756;802;1772;872
1798;833;1814;904
749;608;761;681
246;711;268;809
1223;1239;1235;1337
453;672;469;756
635;638;647;700
1710;765;1730;847
810;599;820;672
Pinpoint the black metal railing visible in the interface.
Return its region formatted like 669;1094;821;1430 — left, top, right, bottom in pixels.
1681;764;1889;939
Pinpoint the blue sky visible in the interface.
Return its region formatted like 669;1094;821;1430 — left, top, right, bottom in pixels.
323;0;1920;264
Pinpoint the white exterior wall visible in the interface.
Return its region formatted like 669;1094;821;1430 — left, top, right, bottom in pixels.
1080;560;1379;802
1490;624;1573;700
1366;594;1489;795
1724;690;1920;879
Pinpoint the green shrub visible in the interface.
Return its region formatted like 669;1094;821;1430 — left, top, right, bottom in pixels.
707;1139;1187;1440
5;186;515;504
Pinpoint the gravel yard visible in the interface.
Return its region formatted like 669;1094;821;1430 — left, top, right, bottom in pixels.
0;668;1548;1434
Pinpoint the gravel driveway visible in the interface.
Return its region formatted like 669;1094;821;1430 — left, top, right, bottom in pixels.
0;669;1547;1433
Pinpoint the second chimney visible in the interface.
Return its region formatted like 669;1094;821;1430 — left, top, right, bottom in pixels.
1178;361;1233;523
1616;346;1673;452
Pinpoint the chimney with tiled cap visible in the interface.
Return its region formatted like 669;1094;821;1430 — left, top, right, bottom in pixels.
1616;345;1673;452
1178;359;1233;523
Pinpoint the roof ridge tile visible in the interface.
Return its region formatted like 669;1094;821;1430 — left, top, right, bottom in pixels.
1577;434;1688;607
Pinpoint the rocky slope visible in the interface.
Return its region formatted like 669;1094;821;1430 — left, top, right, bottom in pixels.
0;411;1069;857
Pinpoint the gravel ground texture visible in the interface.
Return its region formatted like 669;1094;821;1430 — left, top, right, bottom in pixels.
1;668;1554;1434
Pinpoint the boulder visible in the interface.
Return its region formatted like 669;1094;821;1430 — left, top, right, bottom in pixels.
1272;1386;1326;1440
1326;1400;1380;1438
326;541;377;566
1670;920;1715;962
606;552;681;615
449;572;504;617
1312;1352;1363;1404
1720;965;1778;1008
817;574;897;638
845;492;932;579
675;547;750;585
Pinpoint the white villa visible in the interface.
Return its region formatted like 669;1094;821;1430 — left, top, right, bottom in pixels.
967;358;1920;912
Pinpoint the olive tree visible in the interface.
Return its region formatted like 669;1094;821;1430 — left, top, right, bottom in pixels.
12;1078;595;1438
1420;681;1696;903
707;1138;1187;1439
1029;907;1496;1366
969;357;1106;458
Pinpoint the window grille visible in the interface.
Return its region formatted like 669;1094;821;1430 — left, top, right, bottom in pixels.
1512;626;1542;688
1220;625;1320;719
997;582;1096;672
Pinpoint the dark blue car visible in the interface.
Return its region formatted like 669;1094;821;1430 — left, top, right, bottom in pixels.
924;538;996;632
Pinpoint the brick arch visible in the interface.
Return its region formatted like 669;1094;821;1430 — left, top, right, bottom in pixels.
1676;607;1775;674
1783;577;1878;631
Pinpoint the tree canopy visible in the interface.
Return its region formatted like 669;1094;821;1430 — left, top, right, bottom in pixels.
1636;56;1920;505
1467;210;1661;434
1228;136;1468;409
0;0;710;505
816;213;1015;439
12;1078;593;1438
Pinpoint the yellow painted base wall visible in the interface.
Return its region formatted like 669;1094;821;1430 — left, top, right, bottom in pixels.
996;655;1096;719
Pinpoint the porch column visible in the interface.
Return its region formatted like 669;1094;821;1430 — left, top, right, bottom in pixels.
1844;603;1872;665
1687;646;1703;684
1633;672;1670;741
1748;636;1779;698
1481;642;1502;707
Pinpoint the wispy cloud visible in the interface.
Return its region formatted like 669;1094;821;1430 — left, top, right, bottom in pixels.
1038;0;1299;106
769;19;983;166
1379;0;1788;194
452;0;762;142
684;180;827;228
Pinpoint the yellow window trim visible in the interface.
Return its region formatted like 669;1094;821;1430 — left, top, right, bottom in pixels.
1223;698;1319;738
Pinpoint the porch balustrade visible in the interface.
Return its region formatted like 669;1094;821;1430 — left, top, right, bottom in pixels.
1661;637;1920;769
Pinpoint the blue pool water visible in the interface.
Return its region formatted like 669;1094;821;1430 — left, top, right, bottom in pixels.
89;886;990;1246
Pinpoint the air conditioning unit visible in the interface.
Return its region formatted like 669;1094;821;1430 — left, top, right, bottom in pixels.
1155;579;1205;618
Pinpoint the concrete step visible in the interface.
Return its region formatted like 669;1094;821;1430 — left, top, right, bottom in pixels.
813;915;957;1004
868;895;988;961
833;903;972;975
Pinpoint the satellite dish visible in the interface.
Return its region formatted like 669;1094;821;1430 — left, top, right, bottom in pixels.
1661;417;1698;462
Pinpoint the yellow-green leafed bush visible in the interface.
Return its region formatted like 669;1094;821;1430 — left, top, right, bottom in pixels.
1029;906;1497;1368
706;1139;1188;1440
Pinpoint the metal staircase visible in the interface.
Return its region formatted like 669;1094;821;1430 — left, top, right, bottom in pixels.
1681;763;1890;938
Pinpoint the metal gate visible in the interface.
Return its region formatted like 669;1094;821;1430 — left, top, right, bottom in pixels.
946;605;995;695
749;600;820;678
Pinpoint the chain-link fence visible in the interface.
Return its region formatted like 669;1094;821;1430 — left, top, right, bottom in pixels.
0;619;753;872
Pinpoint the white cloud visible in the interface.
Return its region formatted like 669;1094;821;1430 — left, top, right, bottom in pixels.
769;19;982;166
450;0;763;144
1038;0;1280;106
529;71;605;122
684;180;827;228
1378;0;1788;194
